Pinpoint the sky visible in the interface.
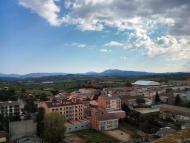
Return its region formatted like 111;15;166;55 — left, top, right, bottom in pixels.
0;0;190;74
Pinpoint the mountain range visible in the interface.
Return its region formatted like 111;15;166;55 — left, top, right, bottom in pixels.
0;69;189;80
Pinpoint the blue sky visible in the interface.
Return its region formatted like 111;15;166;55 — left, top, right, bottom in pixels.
1;0;190;74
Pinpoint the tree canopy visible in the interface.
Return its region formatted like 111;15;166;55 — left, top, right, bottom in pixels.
175;94;182;106
43;112;66;143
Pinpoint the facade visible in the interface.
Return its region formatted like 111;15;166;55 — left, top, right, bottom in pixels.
0;101;21;118
38;99;84;121
160;104;190;122
90;109;119;131
65;119;90;133
9;120;36;141
98;94;121;111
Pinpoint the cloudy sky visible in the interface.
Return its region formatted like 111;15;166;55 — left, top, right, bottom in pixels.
1;0;190;74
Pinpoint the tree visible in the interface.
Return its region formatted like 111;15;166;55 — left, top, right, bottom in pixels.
43;112;66;143
0;88;17;101
125;82;132;87
185;101;190;108
175;94;182;106
36;108;45;138
155;91;160;103
24;100;37;113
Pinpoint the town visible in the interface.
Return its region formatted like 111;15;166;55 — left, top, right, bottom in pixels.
1;0;190;142
0;77;190;143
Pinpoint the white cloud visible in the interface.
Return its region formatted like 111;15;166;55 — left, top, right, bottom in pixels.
78;44;87;48
18;0;190;71
64;42;87;48
18;0;62;26
104;40;131;49
105;41;123;47
99;48;110;53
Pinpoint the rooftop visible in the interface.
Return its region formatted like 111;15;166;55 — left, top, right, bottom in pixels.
133;80;160;86
160;104;190;116
134;106;160;114
45;99;83;108
0;101;19;106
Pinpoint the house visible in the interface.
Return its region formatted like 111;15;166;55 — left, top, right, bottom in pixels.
0;101;21;118
160;104;190;122
0;131;6;143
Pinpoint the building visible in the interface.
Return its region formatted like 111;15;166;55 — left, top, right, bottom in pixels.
90;109;119;131
0;131;6;143
98;94;121;111
132;80;160;86
65;119;90;133
9;120;36;141
160;104;190;122
0;101;21;118
38;99;84;121
133;106;160;115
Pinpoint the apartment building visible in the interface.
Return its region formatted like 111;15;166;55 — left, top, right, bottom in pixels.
97;94;125;119
0;101;21;118
90;109;119;131
98;94;121;111
38;99;84;121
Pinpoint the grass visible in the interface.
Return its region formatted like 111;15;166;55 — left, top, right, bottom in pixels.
74;129;120;143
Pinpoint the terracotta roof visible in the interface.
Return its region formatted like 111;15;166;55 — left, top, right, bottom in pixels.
45;100;83;108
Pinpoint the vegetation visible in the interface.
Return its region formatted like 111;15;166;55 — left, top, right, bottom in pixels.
75;129;119;143
0;88;17;101
175;94;182;106
43;112;66;143
153;128;190;143
36;107;45;138
155;91;160;104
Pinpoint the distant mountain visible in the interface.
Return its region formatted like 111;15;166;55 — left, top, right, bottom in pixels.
0;69;190;81
22;73;67;78
0;73;21;78
99;69;155;77
83;71;98;76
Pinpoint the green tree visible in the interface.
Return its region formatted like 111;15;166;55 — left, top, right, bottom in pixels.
24;100;37;113
175;94;182;106
155;91;160;103
43;112;66;143
36;107;45;138
185;101;190;108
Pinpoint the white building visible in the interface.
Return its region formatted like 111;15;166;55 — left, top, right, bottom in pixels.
0;101;21;117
